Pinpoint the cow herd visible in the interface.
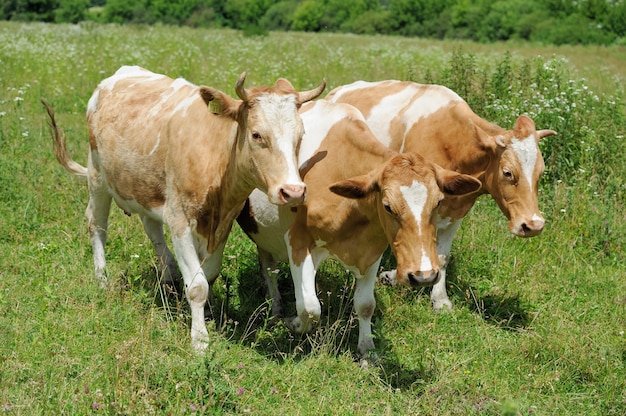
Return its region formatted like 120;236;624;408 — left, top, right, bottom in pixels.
43;66;556;357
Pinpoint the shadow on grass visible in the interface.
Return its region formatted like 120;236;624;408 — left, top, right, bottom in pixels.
212;257;437;390
379;248;533;330
445;258;534;330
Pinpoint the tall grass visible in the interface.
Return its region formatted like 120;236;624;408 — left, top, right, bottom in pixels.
0;22;624;415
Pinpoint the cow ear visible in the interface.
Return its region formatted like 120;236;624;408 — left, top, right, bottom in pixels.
514;114;536;134
434;165;482;196
329;174;377;199
199;87;241;119
274;78;295;93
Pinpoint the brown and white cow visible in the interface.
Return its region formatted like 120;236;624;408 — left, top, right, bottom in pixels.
325;80;557;311
43;66;325;351
237;101;481;356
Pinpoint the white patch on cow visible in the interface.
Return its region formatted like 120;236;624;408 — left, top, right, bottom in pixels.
419;248;433;272
86;89;99;115
149;132;161;156
172;93;199;117
299;101;360;165
147;78;193;119
368;87;417;147
98;66;165;92
510;134;538;191
326;80;372;102
400;180;428;229
532;213;543;222
400;180;434;271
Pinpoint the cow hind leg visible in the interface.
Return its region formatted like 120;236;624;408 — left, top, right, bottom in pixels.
140;216;180;286
258;247;282;317
85;179;112;287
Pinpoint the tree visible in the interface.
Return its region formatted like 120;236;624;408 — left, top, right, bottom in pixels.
55;0;89;23
291;0;323;31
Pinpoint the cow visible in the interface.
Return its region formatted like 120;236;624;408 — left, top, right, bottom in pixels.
237;100;481;356
325;80;557;311
43;65;325;351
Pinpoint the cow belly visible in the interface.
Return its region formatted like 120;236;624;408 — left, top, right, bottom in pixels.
109;188;165;221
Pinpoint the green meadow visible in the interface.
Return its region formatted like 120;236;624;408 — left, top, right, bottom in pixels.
0;22;624;415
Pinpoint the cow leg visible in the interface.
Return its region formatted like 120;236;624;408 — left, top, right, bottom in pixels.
354;258;381;358
171;226;210;352
430;219;462;312
258;247;282;317
285;249;322;334
85;165;112;287
197;241;225;321
140;216;180;285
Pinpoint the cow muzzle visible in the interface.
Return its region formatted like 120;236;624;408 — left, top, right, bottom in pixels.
511;214;545;238
277;184;307;206
405;269;440;287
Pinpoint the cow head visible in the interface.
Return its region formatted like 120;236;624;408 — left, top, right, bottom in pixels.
482;115;557;237
330;153;481;287
199;73;326;206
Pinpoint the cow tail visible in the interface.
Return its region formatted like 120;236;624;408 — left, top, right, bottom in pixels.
41;99;88;179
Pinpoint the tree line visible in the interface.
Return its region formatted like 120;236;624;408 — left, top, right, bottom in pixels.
2;0;625;45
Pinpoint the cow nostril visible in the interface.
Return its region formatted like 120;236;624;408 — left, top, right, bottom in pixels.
407;270;439;287
521;223;531;233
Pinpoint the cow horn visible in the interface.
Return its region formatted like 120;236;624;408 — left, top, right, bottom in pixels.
235;72;248;102
537;129;557;140
297;80;327;105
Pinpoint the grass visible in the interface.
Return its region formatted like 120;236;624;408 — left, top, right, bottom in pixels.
0;21;624;415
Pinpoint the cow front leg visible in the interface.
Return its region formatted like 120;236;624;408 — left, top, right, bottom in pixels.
354;259;381;358
430;219;461;312
171;226;210;352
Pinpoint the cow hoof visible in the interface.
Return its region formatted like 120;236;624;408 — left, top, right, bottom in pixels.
432;298;453;312
359;351;380;369
379;270;398;286
285;316;305;333
192;339;208;353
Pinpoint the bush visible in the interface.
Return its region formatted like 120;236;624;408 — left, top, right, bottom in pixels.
344;10;392;35
54;0;90;23
531;13;615;45
259;1;299;31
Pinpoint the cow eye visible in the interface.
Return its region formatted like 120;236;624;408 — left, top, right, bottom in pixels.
251;132;263;142
503;169;513;179
383;203;393;214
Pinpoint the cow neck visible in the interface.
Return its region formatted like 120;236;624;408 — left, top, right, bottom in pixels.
196;114;254;254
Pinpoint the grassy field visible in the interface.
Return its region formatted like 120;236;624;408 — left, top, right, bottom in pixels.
0;22;624;415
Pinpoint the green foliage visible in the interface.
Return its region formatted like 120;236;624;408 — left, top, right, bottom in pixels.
291;0;323;31
54;0;89;23
2;0;626;45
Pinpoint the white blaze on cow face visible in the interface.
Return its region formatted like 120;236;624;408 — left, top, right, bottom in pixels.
510;134;539;192
399;180;434;272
